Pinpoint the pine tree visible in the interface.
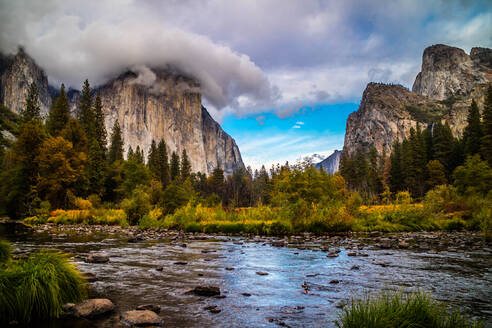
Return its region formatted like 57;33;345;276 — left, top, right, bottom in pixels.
1;123;45;218
47;84;70;136
21;82;41;123
181;149;191;180
389;140;404;192
209;167;225;200
426;160;447;189
433;122;455;177
93;94;107;156
481;84;492;165
170;151;180;181
77;79;94;140
108;119;124;163
87;139;106;196
135;146;144;163
147;140;159;177
61;118;88;153
157;139;170;188
463;100;482;156
127;146;134;160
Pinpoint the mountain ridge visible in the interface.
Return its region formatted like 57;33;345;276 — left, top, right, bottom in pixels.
0;49;244;175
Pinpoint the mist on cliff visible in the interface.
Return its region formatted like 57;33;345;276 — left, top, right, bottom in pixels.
0;0;280;114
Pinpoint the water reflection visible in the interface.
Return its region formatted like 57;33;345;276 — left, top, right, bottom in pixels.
1;223;491;327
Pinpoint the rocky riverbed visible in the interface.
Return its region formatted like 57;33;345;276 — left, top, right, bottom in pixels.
1;221;491;327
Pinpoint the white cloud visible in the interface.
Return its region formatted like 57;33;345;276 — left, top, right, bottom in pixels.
293;125;301;129
0;0;490;121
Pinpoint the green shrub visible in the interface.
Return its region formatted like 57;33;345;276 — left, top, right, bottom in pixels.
337;290;482;328
268;220;292;235
0;239;11;264
0;250;87;324
424;185;463;213
442;217;467;231
121;186;151;225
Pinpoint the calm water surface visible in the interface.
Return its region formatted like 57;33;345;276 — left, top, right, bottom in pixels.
1;222;491;327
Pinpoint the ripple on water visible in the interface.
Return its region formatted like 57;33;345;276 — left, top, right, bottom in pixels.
1;225;491;328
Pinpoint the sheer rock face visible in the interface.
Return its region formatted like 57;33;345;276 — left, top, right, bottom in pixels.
97;70;244;175
412;44;492;100
315;150;342;174
343;44;492;157
0;49;51;115
0;50;244;175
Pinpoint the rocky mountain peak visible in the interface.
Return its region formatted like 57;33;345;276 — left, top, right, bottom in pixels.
412;44;491;101
0;49;244;175
344;44;491;159
0;48;51;115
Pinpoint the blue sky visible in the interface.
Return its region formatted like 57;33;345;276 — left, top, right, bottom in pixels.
222;103;356;169
2;0;491;169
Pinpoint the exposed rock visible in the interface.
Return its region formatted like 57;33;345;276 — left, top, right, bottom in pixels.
329;279;340;284
412;44;491;101
97;70;244;175
347;251;357;257
315;150;342;174
86;253;109;263
80;271;98;282
0;48;51;115
191;286;221;296
121;310;161;326
0;50;244;176
256;271;269;275
136;304;161;314
74;298;115;318
343;44;492;157
62;303;76;312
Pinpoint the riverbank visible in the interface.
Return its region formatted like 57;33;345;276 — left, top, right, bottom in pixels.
21;221;492;253
2;220;490;327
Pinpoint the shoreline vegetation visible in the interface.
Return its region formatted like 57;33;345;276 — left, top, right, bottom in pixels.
0;239;86;325
21;184;491;239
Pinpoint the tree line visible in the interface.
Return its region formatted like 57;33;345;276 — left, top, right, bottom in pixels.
340;84;492;200
0;81;288;219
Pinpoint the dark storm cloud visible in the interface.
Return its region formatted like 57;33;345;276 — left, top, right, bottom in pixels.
0;0;490;118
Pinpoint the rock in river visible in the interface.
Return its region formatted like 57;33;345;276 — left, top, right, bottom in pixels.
136;304;161;314
121;310;162;326
191;286;221;296
74;298;115;318
86;253;109;263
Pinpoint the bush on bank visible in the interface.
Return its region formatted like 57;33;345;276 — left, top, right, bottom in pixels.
0;240;87;324
336;290;483;328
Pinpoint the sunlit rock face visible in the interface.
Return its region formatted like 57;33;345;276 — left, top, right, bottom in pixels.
97;69;244;175
0;48;51;116
0;49;244;175
343;44;492;157
315;150;341;174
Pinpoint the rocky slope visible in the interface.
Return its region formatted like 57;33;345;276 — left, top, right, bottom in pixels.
315;150;341;174
97;70;243;174
343;44;492;157
0;49;244;175
0;48;51;116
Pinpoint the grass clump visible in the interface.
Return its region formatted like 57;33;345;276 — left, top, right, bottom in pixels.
0;239;11;264
0;241;87;324
336;290;482;328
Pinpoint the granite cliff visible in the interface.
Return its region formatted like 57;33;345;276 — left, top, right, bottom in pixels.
97;70;244;174
0;48;51;116
315;150;341;174
0;50;244;175
343;44;492;157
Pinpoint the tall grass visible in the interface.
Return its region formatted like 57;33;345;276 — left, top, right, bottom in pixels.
336;290;482;328
0;245;87;324
0;239;11;264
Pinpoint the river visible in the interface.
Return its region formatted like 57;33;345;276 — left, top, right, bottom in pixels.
1;222;491;327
